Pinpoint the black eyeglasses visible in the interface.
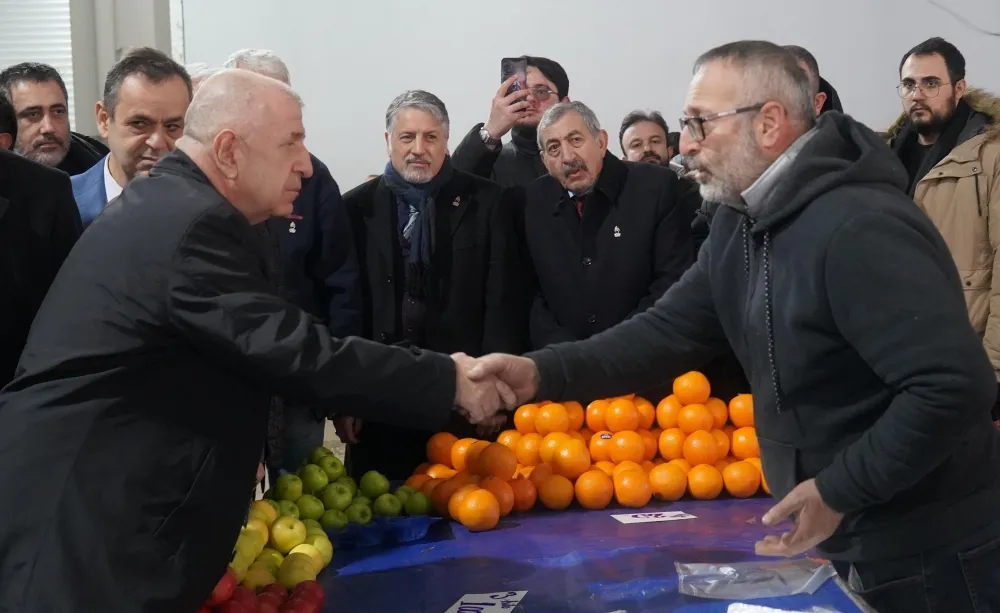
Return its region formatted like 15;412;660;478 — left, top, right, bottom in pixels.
897;81;951;99
678;104;765;141
525;85;557;101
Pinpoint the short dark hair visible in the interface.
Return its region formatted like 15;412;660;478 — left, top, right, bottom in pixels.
0;94;15;148
899;37;966;83
0;62;68;105
619;110;669;152
103;47;192;118
783;45;820;93
524;56;569;99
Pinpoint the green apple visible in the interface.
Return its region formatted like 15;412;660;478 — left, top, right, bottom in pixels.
318;455;345;482
359;471;390;500
296;495;325;522
274;474;303;502
308;446;334;465
403;492;431;516
319;483;353;512
352;496;371;507
320;508;349;530
335;476;357;498
298;464;329;495
373;493;402;517
277;500;300;519
345;503;372;526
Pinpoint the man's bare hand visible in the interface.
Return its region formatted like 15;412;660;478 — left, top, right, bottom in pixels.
333;415;362;444
754;478;844;557
483;76;532;140
467;353;540;406
452;353;517;424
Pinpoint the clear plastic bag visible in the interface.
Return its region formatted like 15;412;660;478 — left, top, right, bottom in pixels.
675;557;838;600
727;605;844;613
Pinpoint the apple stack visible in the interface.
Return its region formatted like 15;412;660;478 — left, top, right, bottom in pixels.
200;569;325;613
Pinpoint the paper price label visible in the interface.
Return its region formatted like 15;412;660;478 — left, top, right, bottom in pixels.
611;511;696;524
444;590;528;612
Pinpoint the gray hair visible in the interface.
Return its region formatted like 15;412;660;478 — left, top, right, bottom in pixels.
183;68;302;144
694;40;815;124
385;90;449;138
537;101;602;149
186;62;218;92
223;48;291;84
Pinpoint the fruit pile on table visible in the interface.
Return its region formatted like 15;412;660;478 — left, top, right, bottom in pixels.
405;371;768;533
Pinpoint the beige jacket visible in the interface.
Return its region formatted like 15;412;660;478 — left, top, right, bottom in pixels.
886;90;1000;377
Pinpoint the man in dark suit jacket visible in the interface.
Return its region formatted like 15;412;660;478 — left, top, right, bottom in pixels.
527;101;693;353
341;90;528;479
0;148;82;388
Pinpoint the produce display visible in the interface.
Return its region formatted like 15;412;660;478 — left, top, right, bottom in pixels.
406;371;766;533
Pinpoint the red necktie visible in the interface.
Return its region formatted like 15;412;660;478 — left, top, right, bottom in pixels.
574;196;585;217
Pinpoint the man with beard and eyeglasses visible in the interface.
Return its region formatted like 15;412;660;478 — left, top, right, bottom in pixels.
619;110;675;166
338;90;527;479
0;63;108;175
524;101;692;377
887;38;1000;423
465;41;1000;613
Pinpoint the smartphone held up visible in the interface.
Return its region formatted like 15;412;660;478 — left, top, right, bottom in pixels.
501;57;528;95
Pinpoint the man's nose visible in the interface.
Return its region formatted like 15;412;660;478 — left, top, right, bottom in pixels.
296;149;313;179
39;113;56;134
411;137;426;155
146;128;168;151
679;129;699;157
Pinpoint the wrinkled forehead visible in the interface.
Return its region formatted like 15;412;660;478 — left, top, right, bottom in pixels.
9;79;66;107
390;107;445;135
624;120;667;142
541;111;587;142
684;61;742;116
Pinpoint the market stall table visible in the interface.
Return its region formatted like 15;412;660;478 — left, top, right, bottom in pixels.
321;497;867;612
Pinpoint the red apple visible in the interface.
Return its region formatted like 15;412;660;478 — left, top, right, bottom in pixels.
230;586;258;612
260;583;288;601
206;568;238;606
257;602;280;613
280;596;318;613
215;601;247;613
257;593;283;609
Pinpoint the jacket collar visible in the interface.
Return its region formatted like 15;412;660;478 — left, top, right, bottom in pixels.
551;151;627;213
741;127;820;217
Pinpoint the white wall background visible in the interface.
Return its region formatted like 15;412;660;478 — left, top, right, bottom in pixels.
181;0;1000;191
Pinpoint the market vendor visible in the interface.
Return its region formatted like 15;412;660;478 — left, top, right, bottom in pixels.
468;41;1000;613
0;70;514;613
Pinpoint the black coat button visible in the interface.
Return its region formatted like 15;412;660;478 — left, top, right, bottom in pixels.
582;257;592;266
587;314;597;324
386;275;392;283
379;331;389;342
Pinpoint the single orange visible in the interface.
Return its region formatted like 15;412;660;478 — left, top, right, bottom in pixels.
574;469;614;509
714;455;735;473
704;398;729;430
609;431;645;464
667;458;692;474
480;476;516;515
687;464;724;500
585;399;609;431
450;438;478;472
412;462;432;476
728;394;755;428
564;401;585;431
553;439;591;480
540;432;571;464
427;432;458;467
566;430;585;443
448;484;482;520
673;371;711;405
640;460;657;473
648;463;688;501
477;443;518;480
538;474;575;510
744;457;770;494
658;428;687;460
457;489;500;532
513;404;539;434
593;460;616;477
425;463;458;480
731;427;760;460
677;404;714;435
535;403;570;435
528;462;555;489
711;429;731;459
515;433;543;466
404;473;432;491
723;424;736;444
637;429;658;462
509;477;537;512
682;430;720;466
722;461;761;498
589;430;614;462
605;398;641;433
496;430;523;450
656;395;684;429
612;460;644;479
432;473;477;515
420;477;446;499
614;469;653;507
634;397;656;430
464;440;490;475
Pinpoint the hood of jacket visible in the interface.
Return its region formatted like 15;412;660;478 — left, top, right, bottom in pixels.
740;111;908;232
884;88;1000;144
819;77;843;114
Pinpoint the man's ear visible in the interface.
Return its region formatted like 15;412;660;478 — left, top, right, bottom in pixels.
758;101;785;149
385;130;391;158
95;102;110;139
814;92;828;116
0;133;11;151
213;130;240;179
955;79;968;100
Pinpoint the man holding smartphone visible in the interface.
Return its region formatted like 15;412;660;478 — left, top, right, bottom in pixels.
452;56;569;188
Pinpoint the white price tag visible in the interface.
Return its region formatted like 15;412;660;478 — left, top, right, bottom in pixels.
444;590;528;612
611;511;696;524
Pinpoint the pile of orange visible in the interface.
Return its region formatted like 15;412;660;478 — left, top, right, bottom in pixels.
406;371;768;532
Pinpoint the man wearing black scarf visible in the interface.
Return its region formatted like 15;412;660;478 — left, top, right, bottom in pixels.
340;90;528;479
887;37;1000;421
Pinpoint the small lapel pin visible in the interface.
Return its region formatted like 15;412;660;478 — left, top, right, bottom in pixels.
613;225;621;238
289;221;297;234
452;197;461;207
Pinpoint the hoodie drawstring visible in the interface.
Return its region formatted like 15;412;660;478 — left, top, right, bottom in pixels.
976;172;983;217
742;218;783;413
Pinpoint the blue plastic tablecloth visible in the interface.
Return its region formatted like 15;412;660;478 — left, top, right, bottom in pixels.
321;497;864;612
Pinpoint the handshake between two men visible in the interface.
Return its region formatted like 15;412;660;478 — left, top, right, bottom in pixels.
450;353;538;427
